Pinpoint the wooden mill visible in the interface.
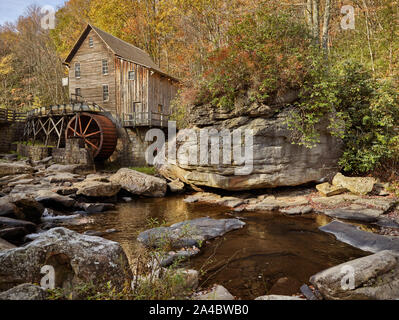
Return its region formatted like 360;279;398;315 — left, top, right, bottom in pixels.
23;24;179;164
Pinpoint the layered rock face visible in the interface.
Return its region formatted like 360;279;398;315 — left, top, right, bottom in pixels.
157;99;343;191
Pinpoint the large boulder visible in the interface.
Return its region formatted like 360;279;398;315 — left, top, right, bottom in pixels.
0;283;48;300
332;173;376;196
34;190;76;209
155;106;342;191
0;162;34;178
194;285;235;300
310;250;399;300
138;217;245;249
109;168;167;198
0;227;132;292
320;221;399;253
74;180;121;198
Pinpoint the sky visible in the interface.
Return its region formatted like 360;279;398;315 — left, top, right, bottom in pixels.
0;0;66;25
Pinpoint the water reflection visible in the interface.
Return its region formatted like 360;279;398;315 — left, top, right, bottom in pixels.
69;196;368;299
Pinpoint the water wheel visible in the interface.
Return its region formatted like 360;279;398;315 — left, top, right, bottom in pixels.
65;113;117;160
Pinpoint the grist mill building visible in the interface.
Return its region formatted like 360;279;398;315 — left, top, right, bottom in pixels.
62;24;179;166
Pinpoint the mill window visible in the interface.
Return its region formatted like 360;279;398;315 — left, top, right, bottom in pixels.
75;63;81;78
103;85;109;102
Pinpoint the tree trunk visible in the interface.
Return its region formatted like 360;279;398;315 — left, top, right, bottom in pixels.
322;0;331;51
306;0;313;30
312;0;320;45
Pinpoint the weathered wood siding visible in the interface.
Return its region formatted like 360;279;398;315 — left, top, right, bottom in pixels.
68;30;116;113
114;58;149;116
148;73;178;115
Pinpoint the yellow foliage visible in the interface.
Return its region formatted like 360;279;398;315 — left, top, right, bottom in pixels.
0;54;13;76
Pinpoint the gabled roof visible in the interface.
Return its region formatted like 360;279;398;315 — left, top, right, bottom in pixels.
64;24;178;81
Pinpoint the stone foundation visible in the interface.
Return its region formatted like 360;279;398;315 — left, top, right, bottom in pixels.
52;139;94;165
17;143;52;161
0;122;24;153
109;127;159;167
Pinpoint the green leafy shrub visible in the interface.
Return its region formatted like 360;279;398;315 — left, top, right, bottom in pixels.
186;5;312;110
288;59;399;174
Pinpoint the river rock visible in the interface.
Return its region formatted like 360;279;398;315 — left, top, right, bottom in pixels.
316;183;347;197
79;203;115;214
7;179;35;188
320;221;399;253
353;198;397;212
255;295;305;300
0;283;48;300
155;106;342;191
244;196;309;212
0;227;29;242
0;162;34;178
194;285;235;300
168;179;185;193
281;206;313;215
320;205;384;223
35;190;76;209
109;168;167;198
310;250;399;300
0;227;132;292
12;197;44;224
74;180;121;198
46;164;95;175
44;173;81;184
332;173;376;196
138;217;245;249
0;217;36;233
0;197;16;216
0;238;16;251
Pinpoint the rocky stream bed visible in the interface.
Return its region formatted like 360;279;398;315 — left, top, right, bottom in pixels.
0;158;399;300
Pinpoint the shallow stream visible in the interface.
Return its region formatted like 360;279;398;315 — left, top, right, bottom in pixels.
69;196;368;299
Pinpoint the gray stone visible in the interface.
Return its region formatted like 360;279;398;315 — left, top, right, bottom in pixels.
0;196;16;216
0;227;28;242
320;221;399;253
46;164;94;175
0;227;132;292
281;206;313;215
310;250;399;300
110;168;167;198
168;179;185;193
138;217;245;249
332;173;376;196
353;198;397;212
155;107;342;191
0;283;48;300
0;162;34;178
255;295;305;300
320;205;384;223
74;180;121;198
0;217;36;233
79;203;116;214
35;190;76;208
316;183;347;197
194;285;235;300
8;179;34;187
44;173;80;184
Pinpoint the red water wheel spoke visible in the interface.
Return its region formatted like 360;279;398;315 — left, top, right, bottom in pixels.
84;130;101;138
65;112;117;160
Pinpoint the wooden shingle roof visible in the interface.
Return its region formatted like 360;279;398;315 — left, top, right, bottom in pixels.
64;24;177;80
